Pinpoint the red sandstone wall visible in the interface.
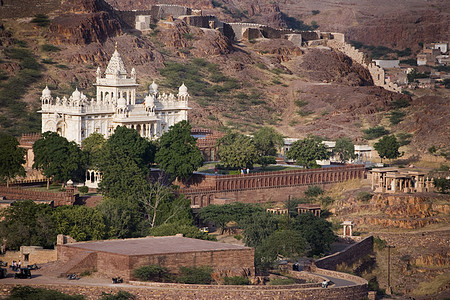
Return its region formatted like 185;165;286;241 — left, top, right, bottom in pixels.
315;236;374;270
0;186;75;206
129;249;255;280
182;165;365;207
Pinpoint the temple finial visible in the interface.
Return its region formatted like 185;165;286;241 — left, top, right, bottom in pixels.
115;41;118;51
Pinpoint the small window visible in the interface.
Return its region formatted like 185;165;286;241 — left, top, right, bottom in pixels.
24;254;29;262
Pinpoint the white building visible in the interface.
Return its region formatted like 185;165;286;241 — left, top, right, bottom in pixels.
40;46;190;146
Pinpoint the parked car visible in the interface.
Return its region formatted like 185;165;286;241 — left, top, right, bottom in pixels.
14;268;31;279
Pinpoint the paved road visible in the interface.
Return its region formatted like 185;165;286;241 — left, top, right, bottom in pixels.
317;274;357;288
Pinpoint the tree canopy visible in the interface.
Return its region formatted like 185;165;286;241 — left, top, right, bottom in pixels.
199;202;264;234
98;126;155;198
239;211;278;248
286;136;329;168
374;134;401;161
253;127;284;157
155;120;203;181
333;137;356;162
291;213;336;256
0;200;56;250
217;132;258;169
32;132;85;187
81;132;106;168
0;133;26;187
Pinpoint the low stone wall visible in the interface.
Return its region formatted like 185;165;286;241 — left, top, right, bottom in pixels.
315;236;374;270
0;186;76;206
0;280;368;299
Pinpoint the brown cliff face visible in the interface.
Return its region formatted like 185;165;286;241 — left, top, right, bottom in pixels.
48;11;122;45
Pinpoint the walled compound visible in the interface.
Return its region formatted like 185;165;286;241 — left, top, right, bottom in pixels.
56;235;254;281
182;164;364;208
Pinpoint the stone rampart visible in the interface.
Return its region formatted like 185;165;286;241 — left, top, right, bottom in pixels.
0;186;76;206
0;278;368;299
182;165;365;207
326;40;401;93
315;236;374;270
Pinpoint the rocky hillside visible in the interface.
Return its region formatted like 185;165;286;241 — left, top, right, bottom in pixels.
0;0;448;155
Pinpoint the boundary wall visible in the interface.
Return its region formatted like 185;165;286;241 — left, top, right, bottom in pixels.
0;278;368;299
0;186;76;206
182;165;364;207
315;236;374;270
326;40;401;93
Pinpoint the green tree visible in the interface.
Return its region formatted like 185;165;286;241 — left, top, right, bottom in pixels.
0;200;56;250
32;132;85;189
291;213;336;256
133;265;172;282
256;230;308;269
286;136;329;168
239;211;278;248
149;223;216;241
258;156;277;169
333;137;356;162
433;178;450;194
199;202;263;234
53;206;107;241
97;196;144;239
253;127;284;157
138;180;193;228
155;120;203;182
217;132;258;169
81;132;106;168
98;126;155;198
177;266;213;284
374;135;401;162
0;133;26;187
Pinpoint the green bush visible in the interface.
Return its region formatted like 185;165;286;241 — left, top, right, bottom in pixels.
433;178;450;194
389;111;406;125
7;286;84;300
269;277;295;285
312;10;320;15
100;291;135;300
305;185;324;198
31;14;50;27
223;276;250;285
177;266;213;284
357;191;372;202
390;98;410;109
133;265;172;282
363;126;389;140
78;186;89;194
373;237;387;251
396;133;412;146
41;44;61;52
294;99;308;108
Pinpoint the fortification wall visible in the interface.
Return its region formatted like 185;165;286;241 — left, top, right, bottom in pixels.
315;236;374;270
0;278;368;299
182;165;365;207
326;40;401;93
0;186;76;206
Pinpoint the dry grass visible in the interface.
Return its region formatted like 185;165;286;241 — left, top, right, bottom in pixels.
412;272;450;296
326;178;368;200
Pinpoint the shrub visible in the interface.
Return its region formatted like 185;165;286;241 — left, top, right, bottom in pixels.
357;191;372;202
362;126;389;140
305;185;324;198
223;276;250;285
312;10;320;15
100;291;135;300
133;265;172;282
78;186;89;194
390;98;410;109
177;266;213;284
389;111;406;125
294;99;308;108
269;277;295;285
41;44;61;52
396;133;412;146
433;178;450;194
31;14;50;27
7;286;84;300
373;237;387;251
428;146;437;154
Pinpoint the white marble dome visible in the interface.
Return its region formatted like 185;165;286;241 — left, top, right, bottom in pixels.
72;88;81;100
42;86;51;98
149;81;159;94
179;83;188;95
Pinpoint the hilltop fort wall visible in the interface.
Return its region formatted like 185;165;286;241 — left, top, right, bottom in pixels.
181;165;364;208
